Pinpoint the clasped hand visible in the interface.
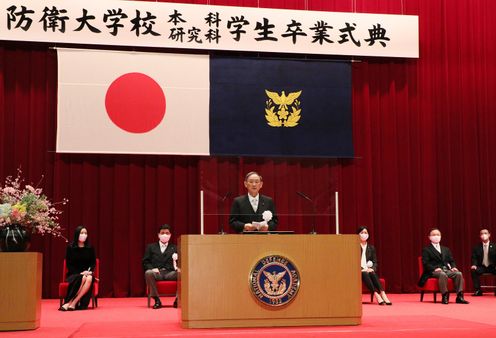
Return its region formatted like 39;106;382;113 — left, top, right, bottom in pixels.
244;223;269;231
434;267;458;272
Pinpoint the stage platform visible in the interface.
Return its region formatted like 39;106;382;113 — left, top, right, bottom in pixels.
2;294;495;337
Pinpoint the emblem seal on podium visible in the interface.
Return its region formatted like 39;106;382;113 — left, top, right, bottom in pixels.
249;255;300;307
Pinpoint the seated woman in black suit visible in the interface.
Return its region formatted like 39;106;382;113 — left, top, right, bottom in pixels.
357;226;392;305
59;226;96;311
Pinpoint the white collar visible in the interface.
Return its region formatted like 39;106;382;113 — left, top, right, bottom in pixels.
248;194;259;201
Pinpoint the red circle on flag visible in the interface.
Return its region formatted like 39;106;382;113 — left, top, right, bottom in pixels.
105;72;166;133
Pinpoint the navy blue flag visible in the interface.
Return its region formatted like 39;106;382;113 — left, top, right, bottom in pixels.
209;57;353;158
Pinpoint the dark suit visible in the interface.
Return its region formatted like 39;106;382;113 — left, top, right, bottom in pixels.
471;242;496;290
418;244;464;294
142;242;177;298
360;244;384;292
229;194;278;233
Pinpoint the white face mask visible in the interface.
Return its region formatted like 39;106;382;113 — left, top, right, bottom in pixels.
481;234;489;241
79;234;87;242
430;235;441;244
159;234;171;244
359;233;369;241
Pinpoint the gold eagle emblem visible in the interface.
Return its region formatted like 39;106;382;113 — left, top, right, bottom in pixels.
262;270;287;296
265;90;302;127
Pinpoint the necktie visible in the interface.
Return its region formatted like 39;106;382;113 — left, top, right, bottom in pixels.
483;244;489;267
251;198;258;211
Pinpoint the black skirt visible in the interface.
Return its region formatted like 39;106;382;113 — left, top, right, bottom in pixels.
64;274;95;309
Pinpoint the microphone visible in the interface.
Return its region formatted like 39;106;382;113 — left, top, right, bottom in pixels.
296;191;312;202
296;191;317;234
221;191;232;202
219;191;232;235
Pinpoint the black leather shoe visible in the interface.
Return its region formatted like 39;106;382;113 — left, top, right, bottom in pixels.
441;293;449;304
472;289;483;296
456;293;469;304
152;302;162;309
58;306;67;311
173;298;178;308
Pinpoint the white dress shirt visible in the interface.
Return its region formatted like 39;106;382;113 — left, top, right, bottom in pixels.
248;194;259;212
360;243;367;269
432;243;441;253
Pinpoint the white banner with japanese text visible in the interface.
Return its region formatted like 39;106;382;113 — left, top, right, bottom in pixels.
2;0;418;58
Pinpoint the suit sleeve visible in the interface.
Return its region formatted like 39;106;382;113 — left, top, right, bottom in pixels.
267;198;278;231
229;199;246;233
369;246;378;272
445;247;456;269
142;244;154;271
491;246;496;265
422;247;437;274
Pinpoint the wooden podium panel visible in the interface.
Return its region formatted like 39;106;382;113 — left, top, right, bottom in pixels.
179;235;361;328
0;252;42;331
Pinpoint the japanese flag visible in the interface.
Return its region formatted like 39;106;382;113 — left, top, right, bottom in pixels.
56;48;210;155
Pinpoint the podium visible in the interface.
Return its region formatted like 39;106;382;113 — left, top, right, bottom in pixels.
179;234;361;328
0;252;42;331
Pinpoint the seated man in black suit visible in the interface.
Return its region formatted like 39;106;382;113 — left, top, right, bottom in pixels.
418;228;469;304
142;224;178;309
229;171;278;233
471;228;496;296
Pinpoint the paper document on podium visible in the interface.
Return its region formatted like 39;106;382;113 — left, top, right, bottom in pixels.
251;221;266;230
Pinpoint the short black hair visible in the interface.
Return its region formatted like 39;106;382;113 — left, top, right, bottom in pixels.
480;228;491;234
428;227;441;235
158;224;171;233
356;226;369;235
244;171;262;181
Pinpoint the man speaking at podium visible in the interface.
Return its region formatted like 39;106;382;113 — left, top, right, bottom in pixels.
229;171;278;233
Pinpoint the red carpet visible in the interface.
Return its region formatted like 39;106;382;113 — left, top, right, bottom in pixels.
3;294;496;337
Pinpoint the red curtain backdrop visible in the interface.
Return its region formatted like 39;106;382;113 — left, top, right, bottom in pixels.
1;0;496;297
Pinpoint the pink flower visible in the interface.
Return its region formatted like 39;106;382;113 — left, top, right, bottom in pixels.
3;187;15;194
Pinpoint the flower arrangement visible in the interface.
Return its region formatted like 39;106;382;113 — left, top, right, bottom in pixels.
0;169;67;238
